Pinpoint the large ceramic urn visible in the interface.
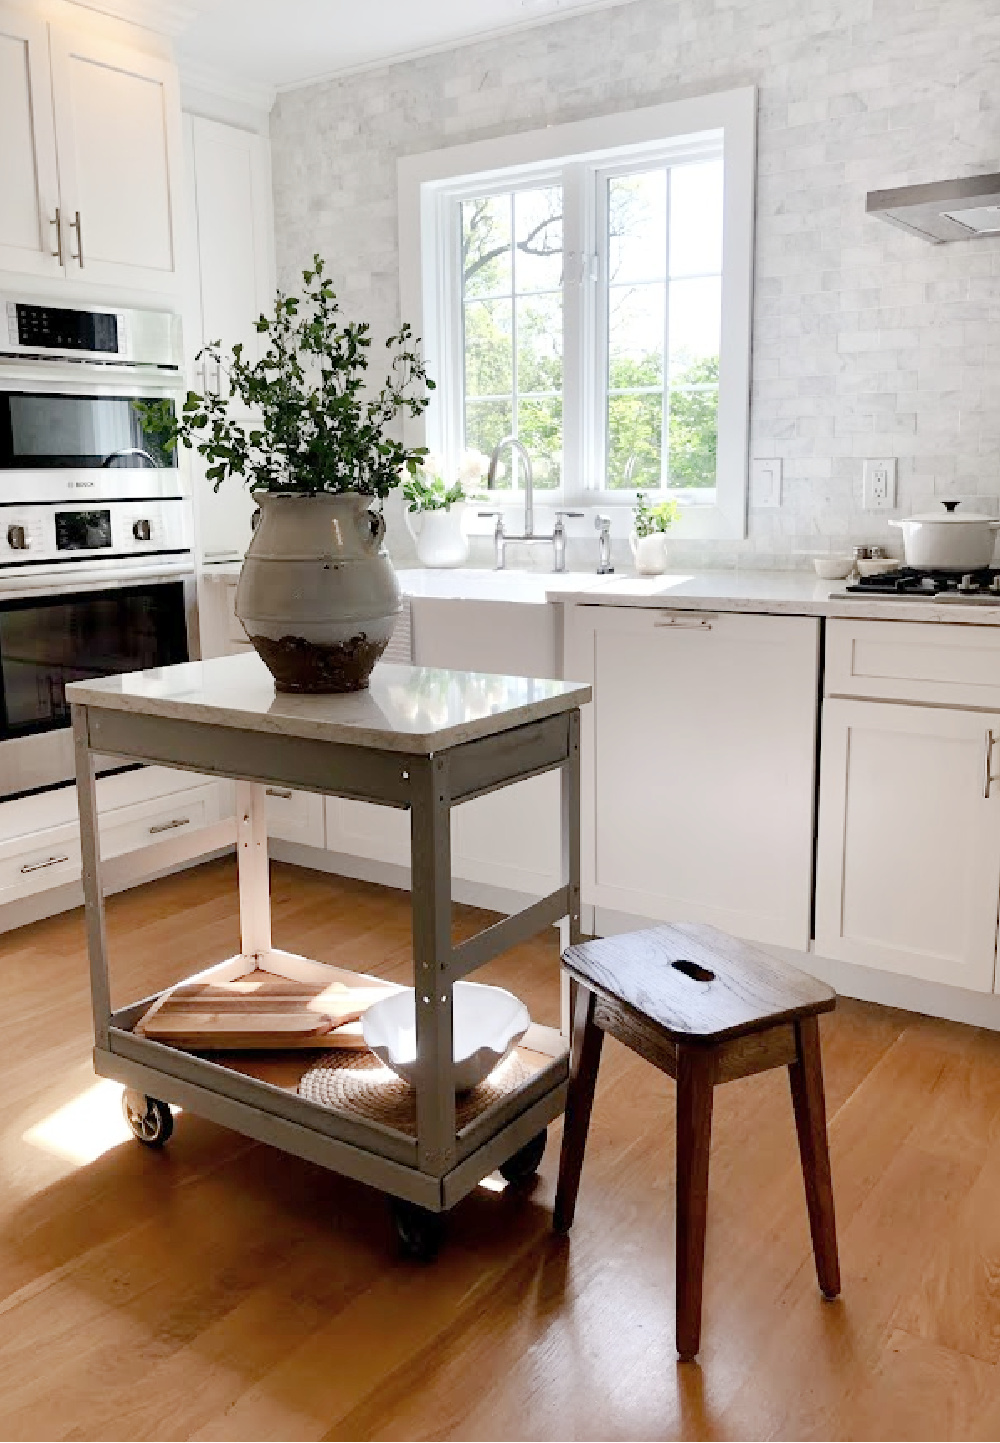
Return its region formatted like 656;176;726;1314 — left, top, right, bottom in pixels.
235;491;401;693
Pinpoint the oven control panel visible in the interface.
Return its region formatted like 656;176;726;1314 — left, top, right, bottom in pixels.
0;500;192;569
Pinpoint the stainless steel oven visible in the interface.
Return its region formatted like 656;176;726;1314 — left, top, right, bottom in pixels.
0;296;196;799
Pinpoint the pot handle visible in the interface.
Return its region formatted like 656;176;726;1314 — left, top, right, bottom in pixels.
403;506;421;543
360;506;386;551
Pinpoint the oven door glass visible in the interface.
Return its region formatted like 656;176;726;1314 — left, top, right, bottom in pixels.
0;392;176;469
0;582;188;740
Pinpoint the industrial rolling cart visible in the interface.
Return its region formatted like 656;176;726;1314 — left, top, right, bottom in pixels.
69;653;589;1256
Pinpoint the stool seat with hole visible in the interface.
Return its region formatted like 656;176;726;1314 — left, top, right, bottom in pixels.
552;921;841;1362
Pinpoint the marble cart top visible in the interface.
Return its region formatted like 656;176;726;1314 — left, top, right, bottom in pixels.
66;652;591;754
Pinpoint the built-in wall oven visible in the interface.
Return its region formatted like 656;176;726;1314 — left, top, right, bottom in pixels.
0;297;196;800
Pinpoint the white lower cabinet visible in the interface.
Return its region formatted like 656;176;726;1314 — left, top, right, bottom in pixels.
264;786;325;848
815;698;1000;993
565;604;820;950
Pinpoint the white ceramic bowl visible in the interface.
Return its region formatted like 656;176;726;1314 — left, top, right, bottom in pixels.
362;981;531;1092
813;557;854;580
856;557;902;577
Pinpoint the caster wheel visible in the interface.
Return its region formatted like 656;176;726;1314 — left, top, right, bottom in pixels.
122;1090;174;1148
391;1198;444;1262
499;1128;547;1186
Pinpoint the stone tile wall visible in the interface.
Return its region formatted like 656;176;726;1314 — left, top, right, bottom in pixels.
270;0;1000;570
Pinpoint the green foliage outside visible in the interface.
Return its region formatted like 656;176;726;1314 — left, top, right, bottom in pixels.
142;256;434;499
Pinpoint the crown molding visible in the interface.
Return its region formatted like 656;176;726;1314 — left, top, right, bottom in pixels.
64;0;199;36
178;55;276;116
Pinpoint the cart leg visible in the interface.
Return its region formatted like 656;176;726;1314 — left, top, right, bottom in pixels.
559;710;583;1040
410;756;457;1179
235;780;271;961
73;705;111;1051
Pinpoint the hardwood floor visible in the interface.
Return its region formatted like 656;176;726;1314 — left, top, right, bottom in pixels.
1;856;1000;1439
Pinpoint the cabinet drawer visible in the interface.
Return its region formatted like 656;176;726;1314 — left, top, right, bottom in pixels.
0;825;81;901
826;618;1000;709
264;787;324;847
100;784;219;859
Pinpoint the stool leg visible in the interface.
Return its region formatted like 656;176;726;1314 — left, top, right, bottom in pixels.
553;983;604;1233
675;1045;715;1362
788;1015;841;1299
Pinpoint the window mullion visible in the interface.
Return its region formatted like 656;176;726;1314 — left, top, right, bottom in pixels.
661;167;672;494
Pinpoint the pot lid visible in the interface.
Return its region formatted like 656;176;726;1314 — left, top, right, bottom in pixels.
903;501;999;524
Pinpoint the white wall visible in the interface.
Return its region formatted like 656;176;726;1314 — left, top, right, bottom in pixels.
269;0;1000;569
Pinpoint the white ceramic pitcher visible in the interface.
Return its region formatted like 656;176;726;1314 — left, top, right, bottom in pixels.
404;503;469;568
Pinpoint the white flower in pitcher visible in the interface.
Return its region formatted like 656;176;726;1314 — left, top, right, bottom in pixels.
458;449;489;486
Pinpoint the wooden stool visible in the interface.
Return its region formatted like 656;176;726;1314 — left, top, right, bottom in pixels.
553;922;841;1361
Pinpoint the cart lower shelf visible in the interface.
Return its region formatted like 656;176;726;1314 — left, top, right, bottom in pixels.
101;946;569;1214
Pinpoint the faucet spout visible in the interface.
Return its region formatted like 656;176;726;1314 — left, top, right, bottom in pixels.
487;435;534;538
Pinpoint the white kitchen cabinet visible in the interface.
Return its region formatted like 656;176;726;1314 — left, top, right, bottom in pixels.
565;604;820;950
0;5;61;278
263;786;325;849
48;27;182;293
815;698;1000;994
184;115;274;563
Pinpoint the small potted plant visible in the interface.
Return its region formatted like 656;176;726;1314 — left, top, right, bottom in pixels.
630;492;679;575
401;450;488;568
150;256;433;694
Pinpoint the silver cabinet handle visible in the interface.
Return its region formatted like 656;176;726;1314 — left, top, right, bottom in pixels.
69;210;83;267
265;788;292;799
652;612;715;630
21;854;69;874
49;208;63;265
149;816;190;834
985;730;1000;799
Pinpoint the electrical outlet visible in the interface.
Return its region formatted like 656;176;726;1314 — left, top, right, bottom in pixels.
751;458;782;509
863;458;897;510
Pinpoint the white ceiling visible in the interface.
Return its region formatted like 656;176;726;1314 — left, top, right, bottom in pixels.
173;0;636;96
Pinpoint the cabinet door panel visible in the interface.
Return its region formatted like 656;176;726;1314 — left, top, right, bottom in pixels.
0;8;60;277
49;29;182;292
815;699;1000;992
325;798;410;869
566;605;819;949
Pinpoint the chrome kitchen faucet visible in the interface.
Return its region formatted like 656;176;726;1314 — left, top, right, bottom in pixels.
480;434;582;571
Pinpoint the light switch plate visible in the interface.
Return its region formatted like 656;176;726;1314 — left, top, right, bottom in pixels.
751;458;782;509
863;458;897;510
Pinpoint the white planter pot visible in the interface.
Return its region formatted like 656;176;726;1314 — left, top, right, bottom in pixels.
630;531;668;576
235;491;400;693
404;502;469;568
889;502;1000;572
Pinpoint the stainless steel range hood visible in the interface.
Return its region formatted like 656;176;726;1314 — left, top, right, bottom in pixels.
866;173;1000;243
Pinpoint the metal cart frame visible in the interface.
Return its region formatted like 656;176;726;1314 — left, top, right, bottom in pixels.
70;676;586;1215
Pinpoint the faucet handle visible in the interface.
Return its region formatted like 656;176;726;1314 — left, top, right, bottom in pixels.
554;510;585;521
596;513;612;531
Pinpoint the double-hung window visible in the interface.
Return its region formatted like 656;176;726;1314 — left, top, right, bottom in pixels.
399;88;755;538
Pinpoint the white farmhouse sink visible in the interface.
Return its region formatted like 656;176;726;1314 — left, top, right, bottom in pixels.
395;568;614;605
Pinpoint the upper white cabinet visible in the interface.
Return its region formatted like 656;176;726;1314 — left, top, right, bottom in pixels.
0;6;60;277
565;604;821;950
184;115;274;563
0;5;184;296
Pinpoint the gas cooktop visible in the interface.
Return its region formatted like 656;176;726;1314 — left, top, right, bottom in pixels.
845;567;1000;602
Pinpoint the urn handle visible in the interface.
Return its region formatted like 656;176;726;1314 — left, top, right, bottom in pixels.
361;506;386;551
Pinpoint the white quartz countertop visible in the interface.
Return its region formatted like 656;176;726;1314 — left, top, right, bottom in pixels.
66;652;591;753
200;561;1000;625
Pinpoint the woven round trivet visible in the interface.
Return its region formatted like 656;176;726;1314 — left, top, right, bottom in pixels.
297;1049;532;1135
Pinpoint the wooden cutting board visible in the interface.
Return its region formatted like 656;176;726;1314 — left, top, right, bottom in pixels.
135;973;394;1051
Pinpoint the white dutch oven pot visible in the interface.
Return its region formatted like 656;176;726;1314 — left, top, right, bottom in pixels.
889;501;1000;572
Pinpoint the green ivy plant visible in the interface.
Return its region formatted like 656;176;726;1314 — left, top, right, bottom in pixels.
144;256;433;499
401;475;466;512
633;491;680;538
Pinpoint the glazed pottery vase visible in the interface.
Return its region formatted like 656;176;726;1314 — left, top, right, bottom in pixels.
404;502;469;568
630;530;668;576
235;491;400;694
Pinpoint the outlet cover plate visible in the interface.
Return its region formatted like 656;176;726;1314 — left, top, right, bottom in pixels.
752;458;782;509
863;458;897;510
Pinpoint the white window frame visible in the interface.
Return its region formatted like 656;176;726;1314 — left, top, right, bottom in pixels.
398;87;756;541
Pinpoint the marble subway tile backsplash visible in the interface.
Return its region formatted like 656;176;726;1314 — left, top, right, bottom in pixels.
270;0;1000;570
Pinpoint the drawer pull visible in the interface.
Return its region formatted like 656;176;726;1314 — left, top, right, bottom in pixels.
265;788;293;800
653;612;714;630
149;817;191;835
984;731;1000;800
20;854;69;874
